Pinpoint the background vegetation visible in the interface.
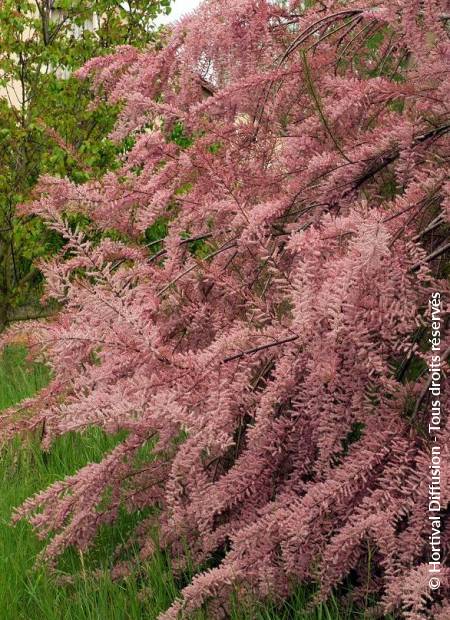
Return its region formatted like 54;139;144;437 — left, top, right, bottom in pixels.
0;0;170;330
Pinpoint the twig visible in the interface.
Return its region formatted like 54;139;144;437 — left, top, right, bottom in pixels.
157;240;237;296
278;9;366;66
224;335;299;363
411;240;450;272
302;51;353;163
347;124;450;198
412;214;445;241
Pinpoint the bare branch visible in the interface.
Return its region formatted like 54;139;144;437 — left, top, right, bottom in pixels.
224;335;299;363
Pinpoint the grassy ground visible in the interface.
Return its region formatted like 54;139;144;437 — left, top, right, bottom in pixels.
0;346;385;620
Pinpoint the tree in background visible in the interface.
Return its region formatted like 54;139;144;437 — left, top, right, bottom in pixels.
0;0;170;329
1;0;450;618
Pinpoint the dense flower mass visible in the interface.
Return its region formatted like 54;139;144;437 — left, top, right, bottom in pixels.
2;1;450;618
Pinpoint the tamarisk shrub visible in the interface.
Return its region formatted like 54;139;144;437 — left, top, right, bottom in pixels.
2;0;450;618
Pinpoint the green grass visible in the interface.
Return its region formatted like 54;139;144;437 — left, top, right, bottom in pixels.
0;345;50;410
0;346;389;619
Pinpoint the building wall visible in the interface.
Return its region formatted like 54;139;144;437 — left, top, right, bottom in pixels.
0;7;97;109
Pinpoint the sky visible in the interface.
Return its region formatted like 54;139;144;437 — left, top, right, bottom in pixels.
156;0;203;25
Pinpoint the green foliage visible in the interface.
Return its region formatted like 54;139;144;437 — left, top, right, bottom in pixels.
0;345;50;408
339;422;365;458
144;216;169;254
169;121;193;149
0;0;171;329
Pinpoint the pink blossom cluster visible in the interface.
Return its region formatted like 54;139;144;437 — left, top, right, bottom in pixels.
2;1;450;618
